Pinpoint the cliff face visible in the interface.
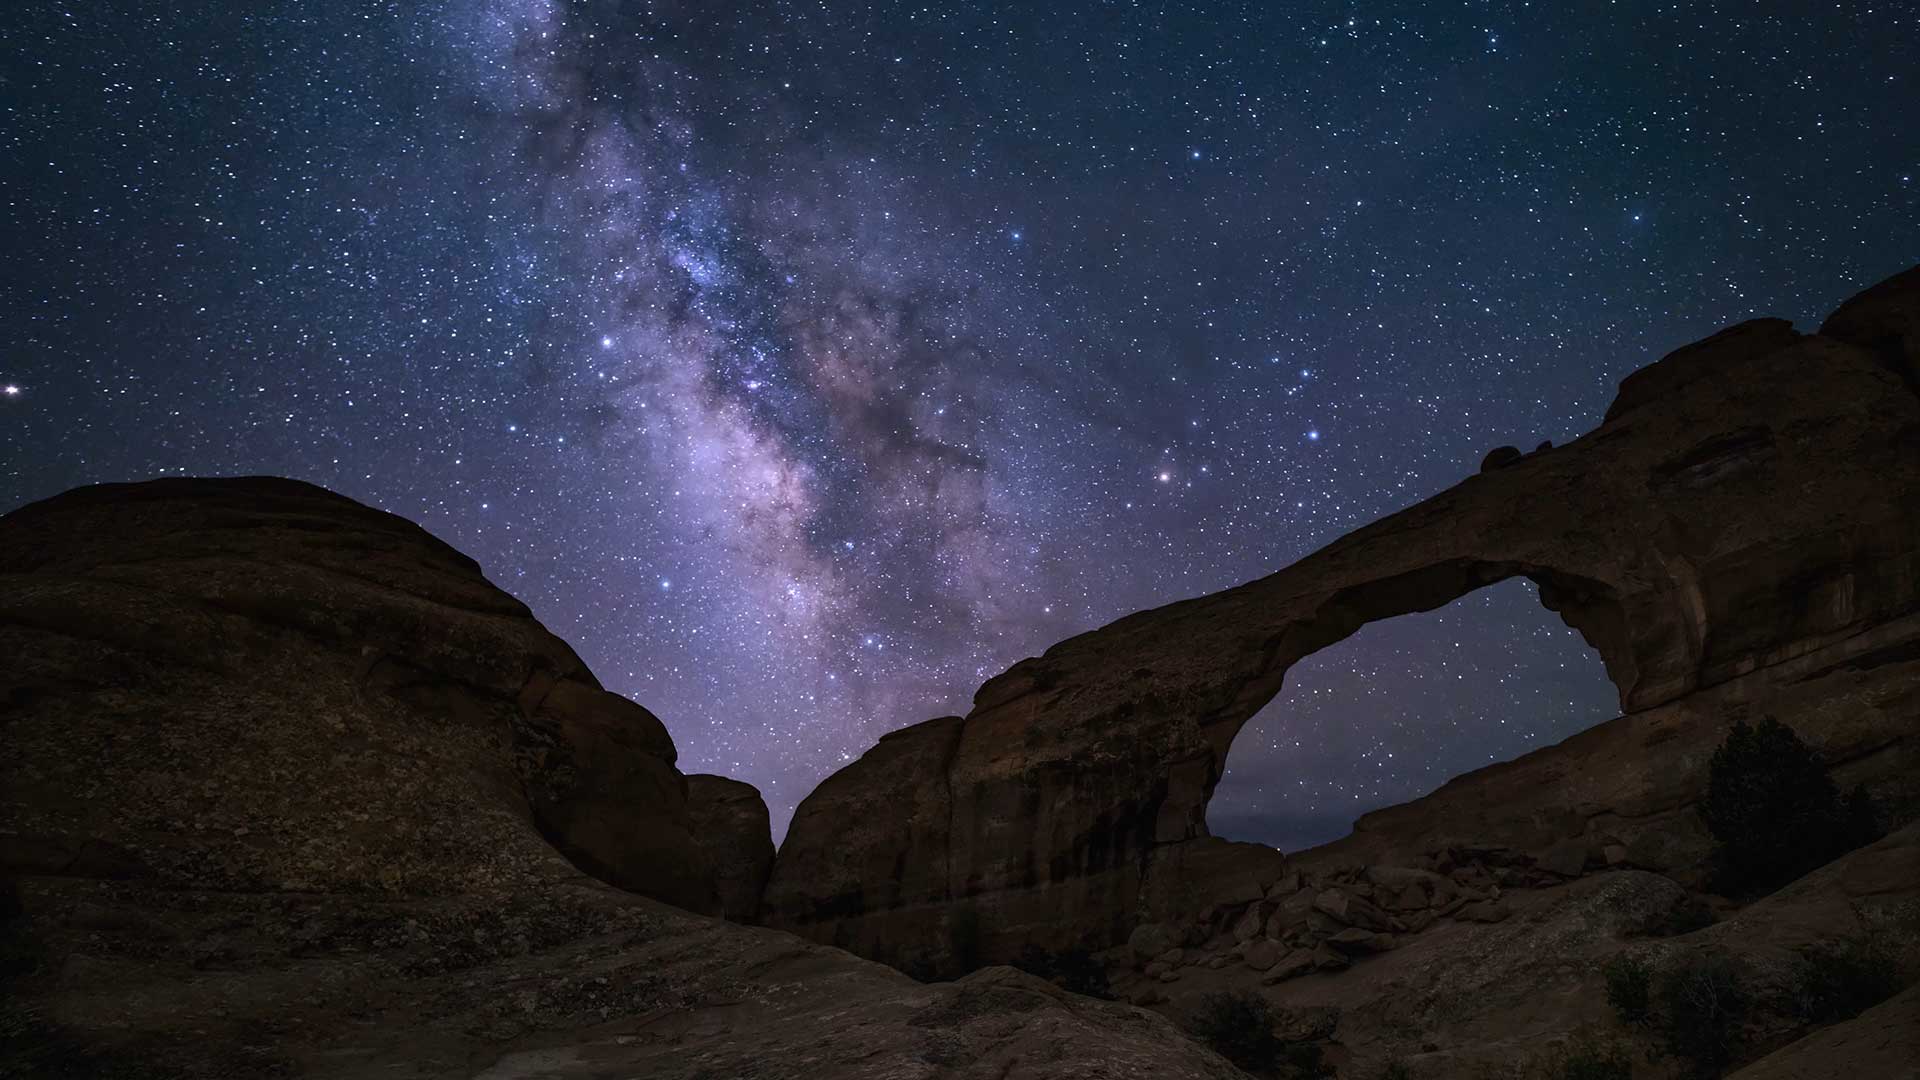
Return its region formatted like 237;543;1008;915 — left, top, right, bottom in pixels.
0;477;1240;1079
762;265;1920;974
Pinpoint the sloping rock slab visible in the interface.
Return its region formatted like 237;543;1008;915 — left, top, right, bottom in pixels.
1726;984;1920;1080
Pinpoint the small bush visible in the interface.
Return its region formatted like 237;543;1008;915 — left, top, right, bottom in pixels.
1187;991;1330;1076
1787;936;1902;1025
1277;1041;1329;1078
948;904;982;973
1552;1031;1633;1080
1188;990;1283;1072
1702;718;1883;895
1602;954;1652;1024
1010;944;1115;1000
1652;953;1748;1077
1840;784;1882;849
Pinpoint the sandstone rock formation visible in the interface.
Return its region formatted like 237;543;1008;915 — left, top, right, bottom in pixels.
764;263;1920;980
0;478;1241;1078
0;476;717;915
1726;985;1919;1080
1111;820;1917;1076
685;773;775;921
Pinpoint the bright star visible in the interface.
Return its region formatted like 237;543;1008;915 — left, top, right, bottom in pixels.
1;385;17;397
600;336;613;348
1307;429;1321;441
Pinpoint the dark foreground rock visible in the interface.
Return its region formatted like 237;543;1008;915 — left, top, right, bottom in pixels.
685;773;775;922
0;478;1242;1079
765;263;1920;978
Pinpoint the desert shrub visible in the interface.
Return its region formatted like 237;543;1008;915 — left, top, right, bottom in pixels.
1786;936;1903;1025
1651;953;1748;1077
1552;1031;1633;1080
1840;784;1881;848
1701;718;1883;895
948;904;982;973
1188;990;1279;1071
1187;990;1286;1073
1643;894;1717;938
1185;991;1330;1077
1602;954;1652;1024
1275;1041;1329;1078
1010;944;1115;1000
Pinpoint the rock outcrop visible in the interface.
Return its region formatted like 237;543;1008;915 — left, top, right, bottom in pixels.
685;773;775;922
1111;820;1918;1075
0;478;1241;1078
763;264;1920;976
0;476;717;915
1726;985;1920;1080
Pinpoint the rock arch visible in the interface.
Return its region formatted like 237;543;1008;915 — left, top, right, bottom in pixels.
1204;574;1623;852
762;266;1920;976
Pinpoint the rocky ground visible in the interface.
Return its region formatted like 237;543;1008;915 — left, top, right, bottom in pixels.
1097;825;1918;1077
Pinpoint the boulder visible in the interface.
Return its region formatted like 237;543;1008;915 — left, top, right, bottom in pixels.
1230;905;1265;942
1265;871;1303;898
1385;884;1428;911
1128;923;1176;963
685;774;774;922
1603;317;1802;422
1364;865;1447;893
1314;888;1395;932
1243;939;1283;970
1456;900;1511;924
1312;945;1350;971
1326;928;1397;954
1533;838;1590;879
1479;445;1523;471
1261;949;1320;984
1817;263;1920;393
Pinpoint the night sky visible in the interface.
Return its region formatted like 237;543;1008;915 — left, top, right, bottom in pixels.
4;2;1915;850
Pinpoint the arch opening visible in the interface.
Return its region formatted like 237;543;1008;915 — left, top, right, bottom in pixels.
1206;576;1622;852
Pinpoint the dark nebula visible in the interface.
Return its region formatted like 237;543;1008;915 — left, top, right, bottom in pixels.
3;1;1914;843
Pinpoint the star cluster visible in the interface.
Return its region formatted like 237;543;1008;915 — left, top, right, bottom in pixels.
3;2;1914;848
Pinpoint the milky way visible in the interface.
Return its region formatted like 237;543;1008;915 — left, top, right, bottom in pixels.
4;2;1915;846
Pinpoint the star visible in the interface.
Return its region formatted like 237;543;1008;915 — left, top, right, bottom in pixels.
1;0;1904;852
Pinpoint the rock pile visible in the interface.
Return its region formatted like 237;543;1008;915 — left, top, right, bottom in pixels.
1114;843;1630;1004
